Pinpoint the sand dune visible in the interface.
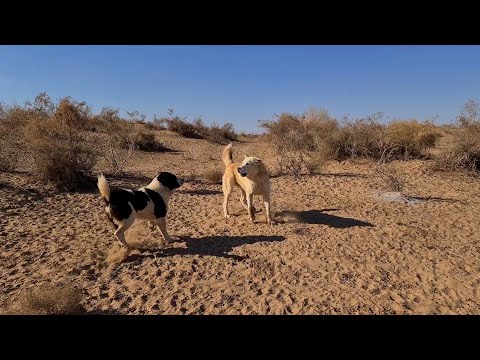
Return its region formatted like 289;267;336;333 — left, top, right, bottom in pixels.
1;132;479;314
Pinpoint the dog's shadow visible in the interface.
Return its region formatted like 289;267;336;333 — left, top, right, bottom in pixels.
179;189;222;196
276;209;374;228
124;234;286;263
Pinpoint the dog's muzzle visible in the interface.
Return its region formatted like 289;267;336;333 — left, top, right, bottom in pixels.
237;167;247;177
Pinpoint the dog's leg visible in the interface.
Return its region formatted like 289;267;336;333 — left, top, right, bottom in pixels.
155;217;173;244
263;193;275;225
246;192;255;222
241;189;257;214
239;189;249;212
222;177;233;219
114;215;135;250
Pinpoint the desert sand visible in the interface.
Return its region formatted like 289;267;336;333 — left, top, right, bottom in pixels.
1;130;479;314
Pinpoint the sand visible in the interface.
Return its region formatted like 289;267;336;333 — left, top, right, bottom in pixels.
1;131;480;314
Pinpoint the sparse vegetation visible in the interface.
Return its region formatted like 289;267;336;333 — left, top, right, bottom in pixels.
205;122;238;144
0;103;23;172
1;94;241;185
25;97;98;190
260;108;441;176
6;283;84;315
95;107;136;173
164;113;200;138
259;109;342;175
132;131;169;152
2;91;478;196
304;152;326;175
203;168;223;184
259;111;322;176
374;162;407;192
4;91;480;315
383;119;440;159
160;109;238;144
435;99;480;173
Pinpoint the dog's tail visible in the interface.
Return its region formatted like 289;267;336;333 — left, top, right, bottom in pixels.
222;143;233;166
97;174;118;230
97;174;110;203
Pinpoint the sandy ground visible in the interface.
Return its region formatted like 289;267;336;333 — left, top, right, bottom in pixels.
1;131;480;314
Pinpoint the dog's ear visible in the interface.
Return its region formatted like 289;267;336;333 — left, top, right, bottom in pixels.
254;158;261;164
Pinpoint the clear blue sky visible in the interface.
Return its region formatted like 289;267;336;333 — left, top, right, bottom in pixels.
1;45;479;133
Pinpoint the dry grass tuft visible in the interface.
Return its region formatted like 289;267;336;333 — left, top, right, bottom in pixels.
6;284;84;315
203;168;223;184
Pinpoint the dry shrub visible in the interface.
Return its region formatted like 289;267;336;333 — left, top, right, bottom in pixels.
338;114;385;159
95;107;136;173
145;121;164;131
160;110;238;144
151;114;167;130
305;108;343;160
165;116;200;138
304;152;327;175
206;122;238;144
25;97;98;190
192;117;209;138
7;284;84;315
374;162;407;192
261;109;441;177
435;100;480;173
24;92;56;118
0;149;19;172
170;119;198;138
260;109;338;176
337;114;439;160
203;168;223;183
384;120;440;159
260;113;309;176
132;131;170;152
0;103;25;172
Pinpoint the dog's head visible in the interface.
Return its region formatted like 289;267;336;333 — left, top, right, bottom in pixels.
157;172;183;191
237;157;262;178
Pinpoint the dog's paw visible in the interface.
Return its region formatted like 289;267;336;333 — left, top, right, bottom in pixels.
165;236;182;244
224;214;231;219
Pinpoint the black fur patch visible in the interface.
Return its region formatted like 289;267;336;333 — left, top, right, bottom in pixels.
108;189;150;221
105;212;119;229
157;172;181;190
145;188;167;218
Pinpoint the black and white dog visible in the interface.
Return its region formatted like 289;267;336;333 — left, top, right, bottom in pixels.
97;172;183;250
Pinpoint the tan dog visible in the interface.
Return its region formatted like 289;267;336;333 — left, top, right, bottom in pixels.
222;143;274;224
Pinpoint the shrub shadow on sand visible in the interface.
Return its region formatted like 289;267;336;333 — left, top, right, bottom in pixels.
0;182;47;201
407;195;460;203
276;209;374;228
103;172;152;183
321;172;367;178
